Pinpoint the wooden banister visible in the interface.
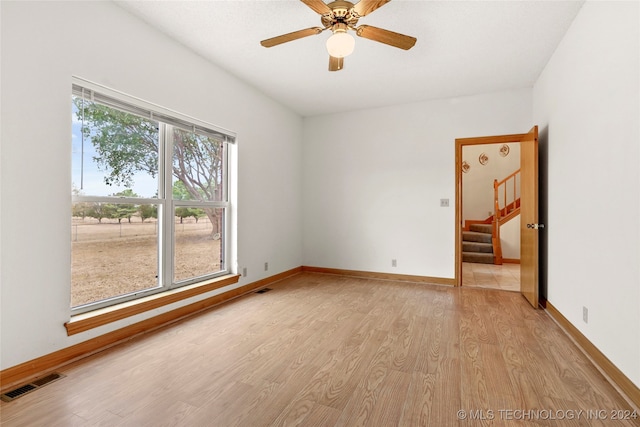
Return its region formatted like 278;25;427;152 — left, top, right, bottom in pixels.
494;168;520;220
492;214;502;265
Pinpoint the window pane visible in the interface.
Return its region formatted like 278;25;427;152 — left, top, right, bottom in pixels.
174;207;224;282
71;83;233;313
71;202;159;307
172;128;225;202
72;96;159;198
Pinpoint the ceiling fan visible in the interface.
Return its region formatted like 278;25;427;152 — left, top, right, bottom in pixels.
260;0;417;71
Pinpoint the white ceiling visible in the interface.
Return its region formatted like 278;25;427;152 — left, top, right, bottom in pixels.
115;0;584;117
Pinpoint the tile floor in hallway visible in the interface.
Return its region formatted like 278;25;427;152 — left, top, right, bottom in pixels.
462;261;520;291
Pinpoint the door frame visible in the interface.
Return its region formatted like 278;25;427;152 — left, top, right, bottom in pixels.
454;133;527;287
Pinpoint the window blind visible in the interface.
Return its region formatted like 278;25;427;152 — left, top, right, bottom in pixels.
72;83;235;143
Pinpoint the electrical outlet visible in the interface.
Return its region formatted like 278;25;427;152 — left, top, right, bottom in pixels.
440;198;449;207
242;267;247;277
264;262;269;271
392;259;397;267
583;306;588;323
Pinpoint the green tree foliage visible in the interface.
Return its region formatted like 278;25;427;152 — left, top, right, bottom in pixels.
138;204;158;223
74;98;158;188
111;189;139;223
192;209;205;223
85;203;110;223
173;181;205;223
74;98;224;236
175;207;205;224
72;203;89;219
172;180;191;200
72;186;89;219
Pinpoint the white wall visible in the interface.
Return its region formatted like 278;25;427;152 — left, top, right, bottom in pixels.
533;1;640;387
0;1;303;370
500;216;520;260
302;89;531;278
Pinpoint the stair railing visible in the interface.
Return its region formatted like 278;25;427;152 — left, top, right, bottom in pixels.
494;168;520;222
492;168;521;265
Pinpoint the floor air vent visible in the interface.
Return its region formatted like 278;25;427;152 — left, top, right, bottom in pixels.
255;288;272;294
1;372;65;402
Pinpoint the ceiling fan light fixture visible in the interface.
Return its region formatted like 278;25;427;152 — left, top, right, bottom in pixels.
326;31;355;58
260;0;416;71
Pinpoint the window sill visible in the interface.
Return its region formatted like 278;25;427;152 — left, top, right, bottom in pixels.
65;274;241;336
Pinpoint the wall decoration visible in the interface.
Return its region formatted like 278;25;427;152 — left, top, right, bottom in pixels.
478;153;489;165
462;161;470;173
499;144;510;157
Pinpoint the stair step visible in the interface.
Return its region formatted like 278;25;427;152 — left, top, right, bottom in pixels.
462;231;492;244
463;252;494;264
469;224;492;234
463;241;493;253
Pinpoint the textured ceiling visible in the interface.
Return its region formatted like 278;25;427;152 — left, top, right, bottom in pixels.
116;0;584;117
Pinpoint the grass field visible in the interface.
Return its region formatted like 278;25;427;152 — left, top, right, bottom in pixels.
71;217;221;307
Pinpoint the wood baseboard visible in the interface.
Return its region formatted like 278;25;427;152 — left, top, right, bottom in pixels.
65;274;241;336
502;258;520;264
301;266;455;286
543;300;640;409
0;267;302;393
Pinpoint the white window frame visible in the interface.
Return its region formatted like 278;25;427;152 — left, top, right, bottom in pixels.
71;77;236;315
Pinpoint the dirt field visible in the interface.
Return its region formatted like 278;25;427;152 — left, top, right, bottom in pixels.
71;217;221;307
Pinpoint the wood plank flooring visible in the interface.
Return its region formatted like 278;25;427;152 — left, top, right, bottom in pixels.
2;273;638;426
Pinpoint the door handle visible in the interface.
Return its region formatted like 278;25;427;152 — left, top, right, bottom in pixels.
526;223;545;229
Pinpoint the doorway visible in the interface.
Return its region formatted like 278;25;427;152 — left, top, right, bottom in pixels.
454;127;540;307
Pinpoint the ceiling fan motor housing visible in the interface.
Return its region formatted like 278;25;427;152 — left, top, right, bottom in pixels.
321;0;361;30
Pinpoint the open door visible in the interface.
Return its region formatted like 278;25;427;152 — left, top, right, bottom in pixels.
455;126;540;308
519;126;540;308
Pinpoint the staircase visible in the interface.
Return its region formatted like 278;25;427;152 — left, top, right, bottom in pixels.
462;223;494;264
463;168;521;265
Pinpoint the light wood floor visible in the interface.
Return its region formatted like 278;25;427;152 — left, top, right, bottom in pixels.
463;262;521;292
2;273;638;426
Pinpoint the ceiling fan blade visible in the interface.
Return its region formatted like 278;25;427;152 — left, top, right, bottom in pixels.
260;27;324;48
300;0;333;15
352;0;391;17
356;25;416;50
329;55;344;71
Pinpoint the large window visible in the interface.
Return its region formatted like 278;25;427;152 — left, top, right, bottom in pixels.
71;80;234;313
